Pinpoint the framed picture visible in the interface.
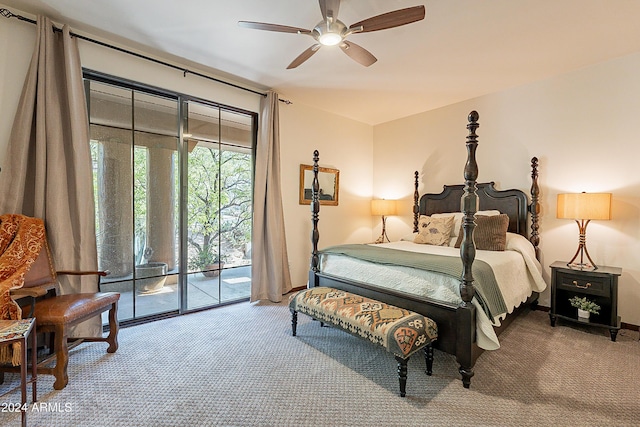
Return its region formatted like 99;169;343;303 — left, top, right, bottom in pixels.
299;164;339;206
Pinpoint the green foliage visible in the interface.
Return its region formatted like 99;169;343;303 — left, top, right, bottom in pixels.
187;145;252;271
188;246;219;270
568;296;600;315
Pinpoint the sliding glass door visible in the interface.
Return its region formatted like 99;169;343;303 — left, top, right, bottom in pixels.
85;73;255;323
183;101;254;310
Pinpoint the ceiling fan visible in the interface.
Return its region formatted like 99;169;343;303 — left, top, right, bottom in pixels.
238;0;426;69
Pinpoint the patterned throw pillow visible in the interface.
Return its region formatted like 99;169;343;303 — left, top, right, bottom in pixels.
454;214;510;251
413;215;455;246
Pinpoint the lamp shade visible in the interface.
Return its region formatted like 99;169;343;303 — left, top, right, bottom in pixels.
557;193;611;220
371;199;397;216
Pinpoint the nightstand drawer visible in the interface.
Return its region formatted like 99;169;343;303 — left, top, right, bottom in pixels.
555;272;609;297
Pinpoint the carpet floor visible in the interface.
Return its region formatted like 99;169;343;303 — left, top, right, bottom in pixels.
2;298;639;426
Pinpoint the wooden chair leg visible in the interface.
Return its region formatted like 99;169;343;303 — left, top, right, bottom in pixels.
106;302;119;353
52;324;69;390
20;335;27;427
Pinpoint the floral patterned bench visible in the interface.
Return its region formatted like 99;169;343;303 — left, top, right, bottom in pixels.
289;286;438;397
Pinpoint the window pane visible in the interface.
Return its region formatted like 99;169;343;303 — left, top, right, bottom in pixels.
89;82;132;129
89;82;179;320
185;102;253;308
134;92;178;136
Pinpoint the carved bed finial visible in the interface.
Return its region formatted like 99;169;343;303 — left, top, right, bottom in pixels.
529;157;540;259
413;171;420;233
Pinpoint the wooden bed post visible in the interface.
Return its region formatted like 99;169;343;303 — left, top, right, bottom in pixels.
309;150;321;288
457;111;480;388
413;171;420;233
529;157;541;260
460;111;479;305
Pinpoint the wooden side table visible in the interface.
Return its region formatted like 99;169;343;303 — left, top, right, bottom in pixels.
0;318;37;427
549;261;622;341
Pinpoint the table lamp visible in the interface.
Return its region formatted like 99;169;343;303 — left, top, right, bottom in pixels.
556;192;611;270
371;199;397;244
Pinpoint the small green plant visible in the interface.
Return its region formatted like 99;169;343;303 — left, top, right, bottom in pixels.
188;247;219;271
568;296;600;315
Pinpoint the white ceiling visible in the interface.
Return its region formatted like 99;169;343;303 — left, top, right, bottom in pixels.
3;0;640;125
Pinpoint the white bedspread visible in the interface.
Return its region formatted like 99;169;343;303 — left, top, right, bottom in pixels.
319;233;547;350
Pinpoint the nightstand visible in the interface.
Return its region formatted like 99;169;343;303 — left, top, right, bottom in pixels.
549;261;622;341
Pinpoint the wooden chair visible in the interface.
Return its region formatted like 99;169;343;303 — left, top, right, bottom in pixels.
9;236;120;390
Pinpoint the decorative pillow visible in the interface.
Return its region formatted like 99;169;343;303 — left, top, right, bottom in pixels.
431;210;501;237
413;215;455;246
454;214;510;251
431;212;464;237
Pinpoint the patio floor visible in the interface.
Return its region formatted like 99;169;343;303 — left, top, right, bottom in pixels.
101;265;251;323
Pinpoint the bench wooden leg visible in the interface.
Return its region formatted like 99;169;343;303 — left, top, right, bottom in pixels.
395;355;409;397
424;344;434;376
290;309;297;336
106;302;119;353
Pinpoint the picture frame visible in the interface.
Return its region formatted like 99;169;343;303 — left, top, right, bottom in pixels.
299;164;339;206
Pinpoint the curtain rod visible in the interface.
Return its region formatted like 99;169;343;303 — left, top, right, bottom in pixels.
1;8;292;104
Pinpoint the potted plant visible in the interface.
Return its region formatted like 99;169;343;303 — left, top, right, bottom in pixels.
568;296;600;320
189;246;224;278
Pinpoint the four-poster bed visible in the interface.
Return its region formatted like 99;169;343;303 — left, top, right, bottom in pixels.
307;111;543;387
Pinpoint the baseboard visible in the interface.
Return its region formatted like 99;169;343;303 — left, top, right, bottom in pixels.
534;304;639;331
622;322;640;331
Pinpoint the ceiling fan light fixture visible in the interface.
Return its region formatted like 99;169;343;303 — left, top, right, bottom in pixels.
239;2;426;68
318;32;342;46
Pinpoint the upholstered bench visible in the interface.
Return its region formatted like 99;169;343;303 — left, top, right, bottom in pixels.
289;286;438;397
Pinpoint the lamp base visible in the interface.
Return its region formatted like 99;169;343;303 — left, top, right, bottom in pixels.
373;235;387;244
373;215;390;244
566;219;599;271
566;261;597;271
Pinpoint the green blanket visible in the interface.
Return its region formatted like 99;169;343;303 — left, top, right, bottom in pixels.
320;244;507;320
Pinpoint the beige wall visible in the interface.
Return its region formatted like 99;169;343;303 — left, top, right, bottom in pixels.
280;103;373;287
0;8;33;166
373;52;640;326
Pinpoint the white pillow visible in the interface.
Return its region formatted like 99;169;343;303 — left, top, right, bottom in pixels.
401;233;418;242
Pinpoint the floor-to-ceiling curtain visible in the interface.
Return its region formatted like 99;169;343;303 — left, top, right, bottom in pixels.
251;91;292;302
0;16;100;336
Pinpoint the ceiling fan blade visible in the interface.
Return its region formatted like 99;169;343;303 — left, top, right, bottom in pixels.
238;21;312;35
348;5;425;33
319;0;341;21
339;41;377;67
287;44;322;69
